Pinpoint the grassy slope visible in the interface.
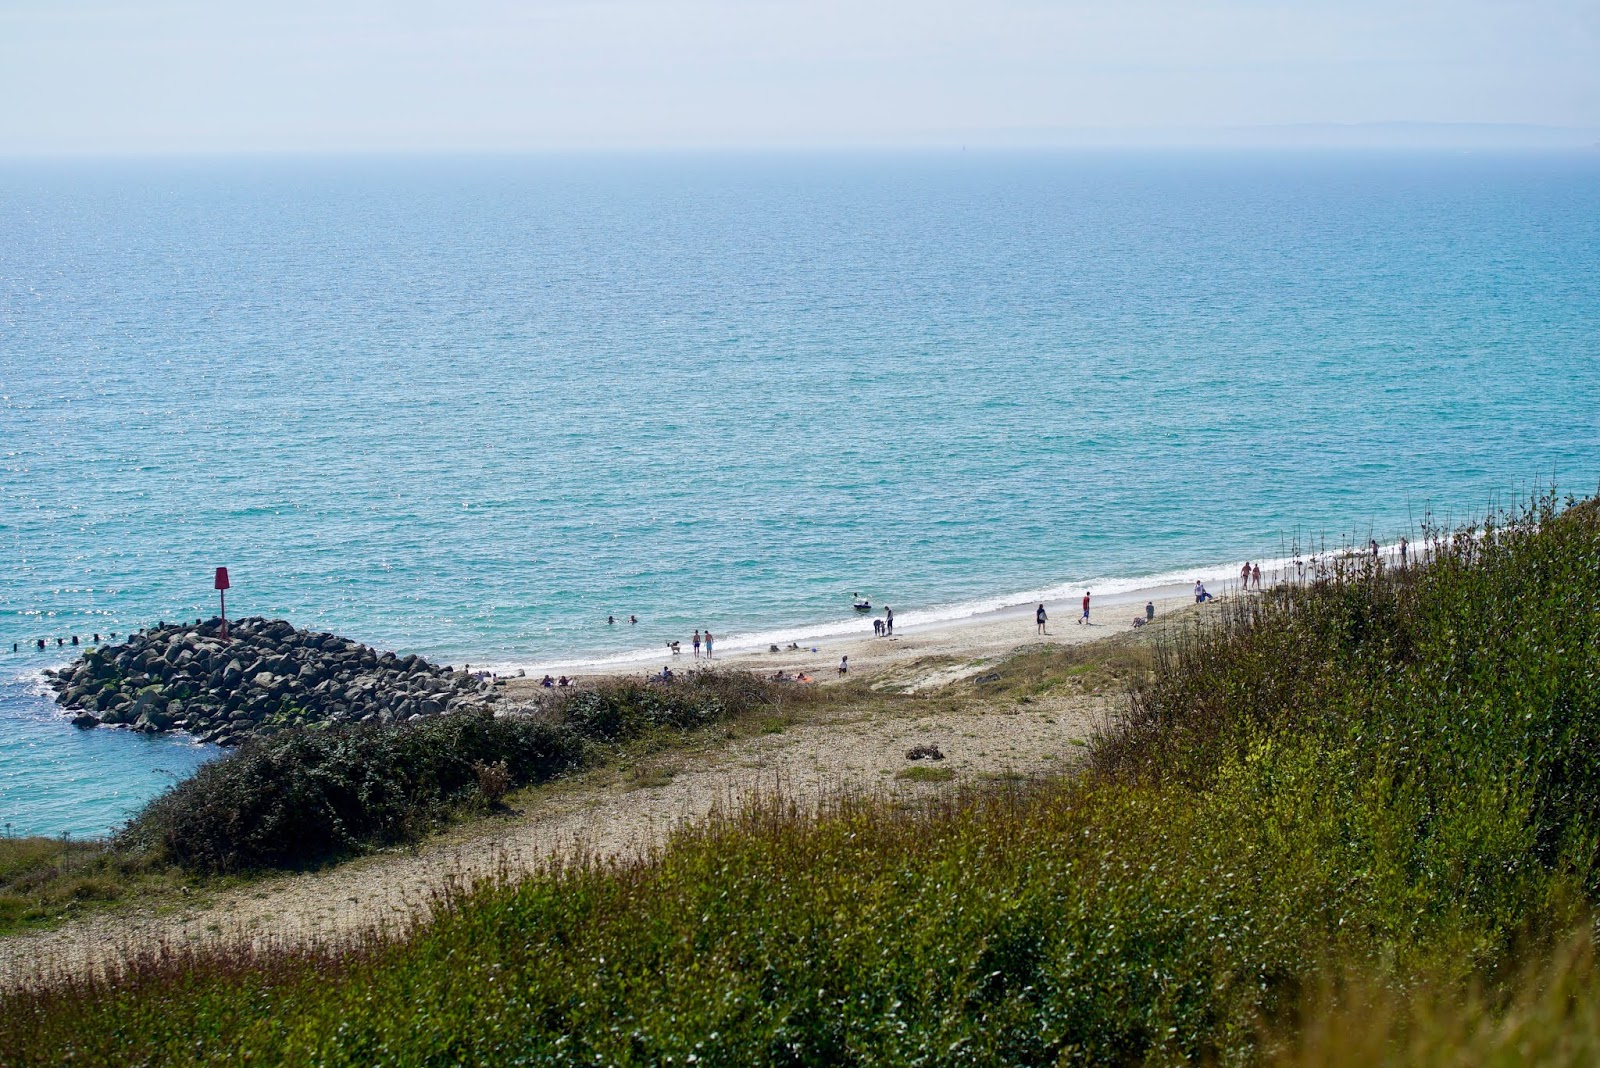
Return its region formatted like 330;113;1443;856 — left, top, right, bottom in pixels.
6;498;1600;1065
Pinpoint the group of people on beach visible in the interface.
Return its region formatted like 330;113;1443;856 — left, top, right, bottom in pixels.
1238;562;1264;590
661;630;717;658
871;607;895;637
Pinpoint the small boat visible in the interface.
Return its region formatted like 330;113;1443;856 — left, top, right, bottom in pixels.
853;600;872;612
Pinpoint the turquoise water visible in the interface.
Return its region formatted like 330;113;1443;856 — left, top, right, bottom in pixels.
4;151;1599;836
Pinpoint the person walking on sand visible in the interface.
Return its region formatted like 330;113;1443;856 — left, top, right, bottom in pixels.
704;630;714;658
692;630;701;659
1036;603;1048;635
1241;562;1252;590
884;607;894;636
1079;591;1091;625
1252;563;1262;589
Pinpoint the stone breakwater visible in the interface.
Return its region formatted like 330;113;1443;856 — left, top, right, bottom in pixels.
43;617;498;747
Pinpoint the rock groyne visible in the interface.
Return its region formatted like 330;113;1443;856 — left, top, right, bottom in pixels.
43;617;496;747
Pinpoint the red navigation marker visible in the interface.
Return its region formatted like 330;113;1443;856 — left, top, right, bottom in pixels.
215;567;231;640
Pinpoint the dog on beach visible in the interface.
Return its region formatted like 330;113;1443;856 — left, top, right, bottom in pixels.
666;641;681;655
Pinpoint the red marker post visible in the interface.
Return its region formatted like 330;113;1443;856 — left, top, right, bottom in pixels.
214;567;231;640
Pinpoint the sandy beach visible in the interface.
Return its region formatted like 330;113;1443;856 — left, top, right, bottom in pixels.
519;580;1222;690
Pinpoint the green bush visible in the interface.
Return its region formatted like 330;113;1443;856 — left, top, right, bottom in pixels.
123;672;775;874
123;710;585;872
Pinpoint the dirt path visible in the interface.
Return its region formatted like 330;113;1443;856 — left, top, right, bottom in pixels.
0;666;1111;988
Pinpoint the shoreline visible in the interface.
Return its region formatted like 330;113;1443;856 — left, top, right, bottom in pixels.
7;537;1418;688
515;538;1417;680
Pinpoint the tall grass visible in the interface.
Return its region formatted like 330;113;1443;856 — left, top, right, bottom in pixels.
6;496;1600;1065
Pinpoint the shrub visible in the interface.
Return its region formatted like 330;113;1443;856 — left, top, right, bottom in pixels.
120;672;773;874
473;760;511;805
123;710;585;872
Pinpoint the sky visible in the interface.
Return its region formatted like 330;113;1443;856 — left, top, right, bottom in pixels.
1;0;1597;153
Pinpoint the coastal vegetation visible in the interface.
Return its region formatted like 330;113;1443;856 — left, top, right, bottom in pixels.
0;672;813;935
124;672;788;873
4;494;1598;1064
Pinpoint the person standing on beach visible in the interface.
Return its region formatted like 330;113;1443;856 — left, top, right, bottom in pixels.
1241;562;1252;589
692;630;701;658
839;655;848;675
1252;563;1262;589
1036;603;1048;635
1080;591;1091;625
704;630;714;658
1145;601;1155;623
884;607;894;636
1399;537;1409;567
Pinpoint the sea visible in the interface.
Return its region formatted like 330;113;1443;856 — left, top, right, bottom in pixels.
3;150;1599;837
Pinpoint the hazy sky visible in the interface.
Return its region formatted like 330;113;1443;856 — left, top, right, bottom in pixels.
3;0;1597;153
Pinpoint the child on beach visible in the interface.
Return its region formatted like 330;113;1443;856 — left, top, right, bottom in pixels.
1036;603;1048;634
839;655;848;675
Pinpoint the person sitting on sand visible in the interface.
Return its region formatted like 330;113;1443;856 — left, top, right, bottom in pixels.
558;676;570;687
540;675;555;688
1036;603;1048;635
797;673;814;683
657;666;674;682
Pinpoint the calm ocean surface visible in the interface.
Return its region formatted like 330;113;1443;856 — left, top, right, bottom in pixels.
4;151;1599;836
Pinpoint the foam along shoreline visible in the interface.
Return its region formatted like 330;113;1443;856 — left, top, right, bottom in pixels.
520;537;1425;679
